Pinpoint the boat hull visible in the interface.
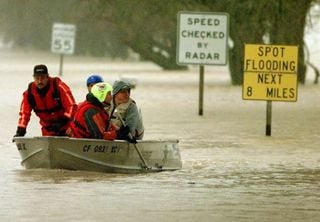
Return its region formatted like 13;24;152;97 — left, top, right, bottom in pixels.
14;137;182;173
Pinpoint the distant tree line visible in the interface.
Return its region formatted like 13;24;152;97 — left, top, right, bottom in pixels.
0;0;319;84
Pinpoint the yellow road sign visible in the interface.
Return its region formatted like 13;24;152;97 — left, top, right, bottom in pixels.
243;72;297;101
243;44;298;101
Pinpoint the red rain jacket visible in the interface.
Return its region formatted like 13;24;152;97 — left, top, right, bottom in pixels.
18;77;77;136
67;98;116;140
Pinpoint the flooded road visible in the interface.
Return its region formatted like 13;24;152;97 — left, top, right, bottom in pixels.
1;50;320;221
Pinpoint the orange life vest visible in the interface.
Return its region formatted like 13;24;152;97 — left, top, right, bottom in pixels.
68;101;109;138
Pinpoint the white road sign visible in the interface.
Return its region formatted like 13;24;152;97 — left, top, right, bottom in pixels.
177;12;229;65
51;23;76;55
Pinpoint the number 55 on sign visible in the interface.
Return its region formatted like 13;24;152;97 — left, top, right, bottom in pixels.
51;23;76;55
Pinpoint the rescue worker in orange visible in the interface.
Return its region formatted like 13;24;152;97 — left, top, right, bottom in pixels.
66;82;117;140
14;64;77;137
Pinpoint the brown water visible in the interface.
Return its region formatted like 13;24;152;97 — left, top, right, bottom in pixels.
1;50;319;221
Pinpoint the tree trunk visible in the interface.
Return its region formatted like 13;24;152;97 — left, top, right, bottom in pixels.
269;0;312;83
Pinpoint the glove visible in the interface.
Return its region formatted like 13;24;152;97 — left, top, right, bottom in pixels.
14;127;26;137
117;126;130;140
126;136;137;144
117;126;137;143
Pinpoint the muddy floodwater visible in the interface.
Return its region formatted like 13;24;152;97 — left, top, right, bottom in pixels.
1;50;320;221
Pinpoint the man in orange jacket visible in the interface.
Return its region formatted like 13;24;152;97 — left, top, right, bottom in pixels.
14;64;77;137
66;82;117;140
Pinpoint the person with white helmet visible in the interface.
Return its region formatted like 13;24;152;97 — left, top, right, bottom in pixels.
111;80;144;142
86;74;104;92
66;82;117;140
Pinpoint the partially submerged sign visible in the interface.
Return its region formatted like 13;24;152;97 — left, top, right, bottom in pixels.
243;44;298;102
177;12;229;65
51;23;76;55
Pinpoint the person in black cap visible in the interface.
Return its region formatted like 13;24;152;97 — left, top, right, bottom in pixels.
14;64;77;137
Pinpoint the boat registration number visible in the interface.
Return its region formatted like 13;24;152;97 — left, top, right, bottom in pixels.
82;144;120;153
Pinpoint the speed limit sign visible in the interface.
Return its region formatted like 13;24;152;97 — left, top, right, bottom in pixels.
51;23;76;54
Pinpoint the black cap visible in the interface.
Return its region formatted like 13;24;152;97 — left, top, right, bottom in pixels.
33;64;48;75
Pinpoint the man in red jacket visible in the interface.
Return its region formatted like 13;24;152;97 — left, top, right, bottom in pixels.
14;64;77;137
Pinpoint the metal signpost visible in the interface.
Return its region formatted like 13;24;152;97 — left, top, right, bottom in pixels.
243;44;298;136
177;12;229;115
51;23;76;76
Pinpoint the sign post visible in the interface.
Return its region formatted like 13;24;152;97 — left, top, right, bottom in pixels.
243;44;298;135
177;12;229;115
199;65;204;115
51;23;76;76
